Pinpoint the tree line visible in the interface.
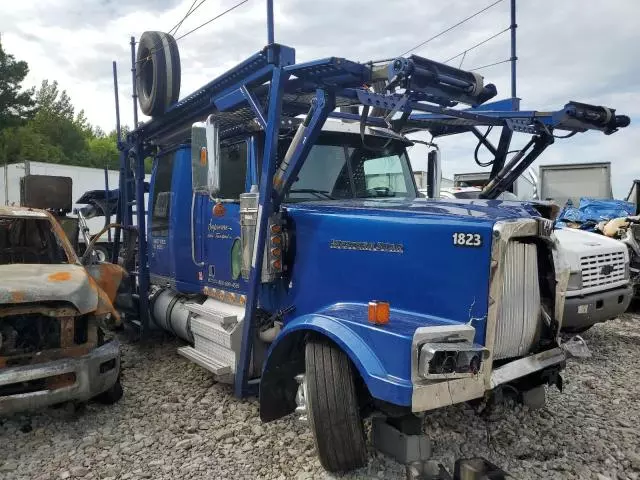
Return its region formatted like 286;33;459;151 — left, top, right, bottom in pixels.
0;39;123;171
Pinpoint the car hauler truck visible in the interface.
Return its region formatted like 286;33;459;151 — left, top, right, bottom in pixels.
107;17;630;472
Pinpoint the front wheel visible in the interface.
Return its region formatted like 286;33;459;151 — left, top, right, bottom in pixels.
305;338;367;472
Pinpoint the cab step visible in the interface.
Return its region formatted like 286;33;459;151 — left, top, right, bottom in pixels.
177;346;232;376
190;316;234;349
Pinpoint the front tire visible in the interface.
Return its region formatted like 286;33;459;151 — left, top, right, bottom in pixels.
305;338;367;472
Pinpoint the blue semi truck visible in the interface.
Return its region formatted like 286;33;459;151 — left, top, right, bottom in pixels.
111;27;630;472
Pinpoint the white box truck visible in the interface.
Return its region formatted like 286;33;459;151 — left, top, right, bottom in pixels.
538;162;612;207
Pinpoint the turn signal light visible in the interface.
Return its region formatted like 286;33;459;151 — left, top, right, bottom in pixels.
200;147;207;166
368;301;390;325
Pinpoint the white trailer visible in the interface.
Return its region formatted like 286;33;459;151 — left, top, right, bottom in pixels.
538;162;612;207
1;161;149;255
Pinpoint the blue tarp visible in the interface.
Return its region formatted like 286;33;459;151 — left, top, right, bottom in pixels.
556;197;636;230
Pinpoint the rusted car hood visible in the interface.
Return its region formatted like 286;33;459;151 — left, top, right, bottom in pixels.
0;264;99;314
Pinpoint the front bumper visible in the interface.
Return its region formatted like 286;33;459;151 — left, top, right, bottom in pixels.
563;285;632;330
411;347;566;412
0;340;120;415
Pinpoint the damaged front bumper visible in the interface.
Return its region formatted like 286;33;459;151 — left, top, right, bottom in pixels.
0;339;120;415
411;347;566;412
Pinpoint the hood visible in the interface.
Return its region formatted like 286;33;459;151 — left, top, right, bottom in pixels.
554;227;626;254
286;197;539;222
0;264;99;314
283;197;524;348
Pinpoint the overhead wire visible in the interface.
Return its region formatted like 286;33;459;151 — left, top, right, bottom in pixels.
469;58;511;71
174;0;249;42
136;0;250;65
400;0;504;56
169;0;200;36
442;26;511;64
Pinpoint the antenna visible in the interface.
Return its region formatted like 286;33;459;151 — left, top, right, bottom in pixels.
112;61;122;143
267;0;274;44
510;0;518;102
130;36;139;128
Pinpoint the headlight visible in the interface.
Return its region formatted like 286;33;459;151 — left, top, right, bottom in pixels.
418;342;489;379
567;271;582;291
625;262;630;280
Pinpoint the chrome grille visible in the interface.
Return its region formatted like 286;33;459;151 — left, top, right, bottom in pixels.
495;241;540;360
580;252;626;288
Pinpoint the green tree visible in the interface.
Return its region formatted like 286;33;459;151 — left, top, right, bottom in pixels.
87;134;120;170
0;41;141;175
34;80;74;120
0;39;36;131
30;80;87;161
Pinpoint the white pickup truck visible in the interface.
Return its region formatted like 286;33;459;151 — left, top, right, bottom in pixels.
437;187;632;333
554;227;632;332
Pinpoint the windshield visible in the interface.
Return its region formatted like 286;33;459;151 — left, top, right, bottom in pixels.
283;132;416;202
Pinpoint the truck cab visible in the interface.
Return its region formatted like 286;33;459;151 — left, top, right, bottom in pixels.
147;120;566;471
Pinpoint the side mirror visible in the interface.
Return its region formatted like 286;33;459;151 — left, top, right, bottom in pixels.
426;149;442;199
191;116;221;195
205;115;221;195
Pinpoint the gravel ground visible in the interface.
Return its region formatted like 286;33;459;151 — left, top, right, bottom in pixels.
1;315;639;480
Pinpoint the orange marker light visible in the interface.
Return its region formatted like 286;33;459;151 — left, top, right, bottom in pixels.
272;259;282;270
271;235;282;245
200;147;207;166
271;247;282;257
368;301;390;325
270;224;282;234
213;203;226;217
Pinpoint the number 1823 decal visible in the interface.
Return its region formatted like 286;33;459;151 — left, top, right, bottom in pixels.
452;232;482;247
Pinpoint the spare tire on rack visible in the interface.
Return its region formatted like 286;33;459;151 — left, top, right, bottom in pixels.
136;31;181;117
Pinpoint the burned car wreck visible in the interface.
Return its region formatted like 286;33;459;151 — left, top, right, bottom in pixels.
0;206;124;414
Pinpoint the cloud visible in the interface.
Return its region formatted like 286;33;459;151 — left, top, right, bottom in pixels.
1;0;638;195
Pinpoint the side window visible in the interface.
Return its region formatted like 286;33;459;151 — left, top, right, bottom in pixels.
150;154;175;234
362;156;409;196
218;142;248;200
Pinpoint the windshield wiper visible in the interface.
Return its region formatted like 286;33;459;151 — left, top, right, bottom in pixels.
289;189;335;200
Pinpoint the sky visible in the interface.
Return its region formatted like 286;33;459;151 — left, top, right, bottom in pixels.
1;0;638;197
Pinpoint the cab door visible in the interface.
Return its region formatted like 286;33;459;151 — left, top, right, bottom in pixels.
148;150;175;284
196;140;251;297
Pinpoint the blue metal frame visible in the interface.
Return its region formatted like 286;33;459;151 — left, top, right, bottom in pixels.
273;89;336;203
234;67;289;397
